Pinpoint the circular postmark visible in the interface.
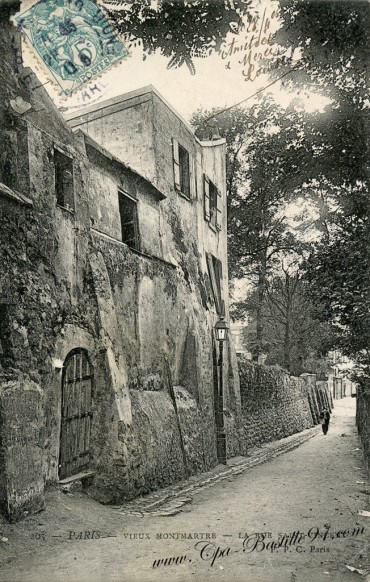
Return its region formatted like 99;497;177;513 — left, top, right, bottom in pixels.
13;0;129;97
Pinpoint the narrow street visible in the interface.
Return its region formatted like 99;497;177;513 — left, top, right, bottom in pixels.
0;397;369;582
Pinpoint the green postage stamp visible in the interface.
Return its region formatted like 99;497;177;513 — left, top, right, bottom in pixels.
15;0;129;96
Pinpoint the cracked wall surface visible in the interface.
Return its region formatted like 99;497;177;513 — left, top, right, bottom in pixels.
0;9;241;519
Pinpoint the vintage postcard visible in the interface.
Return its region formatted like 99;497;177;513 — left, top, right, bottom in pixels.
0;0;369;581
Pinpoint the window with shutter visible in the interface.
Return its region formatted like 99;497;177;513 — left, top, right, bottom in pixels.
209;181;217;228
179;144;190;198
204;174;210;220
206;252;224;315
214;258;223;303
172;138;180;190
216;186;222;229
172;138;192;199
204;174;220;229
118;190;140;250
216;206;222;231
189;154;196;199
54;148;75;211
203;174;222;230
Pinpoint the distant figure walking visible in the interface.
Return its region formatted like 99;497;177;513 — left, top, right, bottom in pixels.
320;408;330;435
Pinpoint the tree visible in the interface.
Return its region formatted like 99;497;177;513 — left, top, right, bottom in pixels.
273;1;369;191
265;271;335;374
266;270;301;372
107;0;253;73
275;1;369;107
243;270;335;375
304;208;370;375
273;0;370;375
192;96;311;357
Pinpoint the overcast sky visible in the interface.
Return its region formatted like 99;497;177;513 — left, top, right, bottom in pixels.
19;0;329;122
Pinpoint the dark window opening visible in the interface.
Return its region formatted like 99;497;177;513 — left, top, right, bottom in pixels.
0;304;12;366
178;144;190;198
204;175;221;230
118;191;140;250
173;139;192;199
0;155;13;189
209;180;217;228
0;129;29;193
54;148;74;211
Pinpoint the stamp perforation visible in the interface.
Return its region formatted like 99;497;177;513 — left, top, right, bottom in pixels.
13;0;129;97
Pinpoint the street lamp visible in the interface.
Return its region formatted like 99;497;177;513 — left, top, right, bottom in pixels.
215;316;228;465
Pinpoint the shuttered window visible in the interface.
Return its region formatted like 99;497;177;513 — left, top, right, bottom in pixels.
172;138;194;200
206;253;224;315
118;190;140;250
216;185;222;231
204;174;221;230
209;180;217;228
173;138;181;190
54;148;74;211
204;174;210;220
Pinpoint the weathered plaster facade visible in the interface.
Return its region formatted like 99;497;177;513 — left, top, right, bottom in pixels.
67;87;242;456
0;4;323;522
0;7;241;519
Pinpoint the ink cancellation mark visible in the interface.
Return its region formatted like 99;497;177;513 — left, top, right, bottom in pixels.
15;0;129;96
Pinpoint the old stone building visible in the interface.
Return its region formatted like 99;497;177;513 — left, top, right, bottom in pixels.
0;4;242;520
0;1;332;524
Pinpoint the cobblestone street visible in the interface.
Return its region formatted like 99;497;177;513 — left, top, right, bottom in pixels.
0;397;369;582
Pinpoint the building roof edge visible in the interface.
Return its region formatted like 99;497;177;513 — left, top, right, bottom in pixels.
65;85;224;148
81;131;165;201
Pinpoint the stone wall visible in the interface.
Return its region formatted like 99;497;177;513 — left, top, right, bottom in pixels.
356;384;370;479
238;357;315;451
88;377;217;504
0;374;46;521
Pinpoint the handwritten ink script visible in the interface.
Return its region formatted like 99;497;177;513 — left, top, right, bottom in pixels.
220;8;292;81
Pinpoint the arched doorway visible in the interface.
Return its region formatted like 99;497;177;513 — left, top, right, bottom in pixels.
59;348;93;480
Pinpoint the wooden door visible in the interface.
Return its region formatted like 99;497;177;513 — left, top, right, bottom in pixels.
59;349;92;480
